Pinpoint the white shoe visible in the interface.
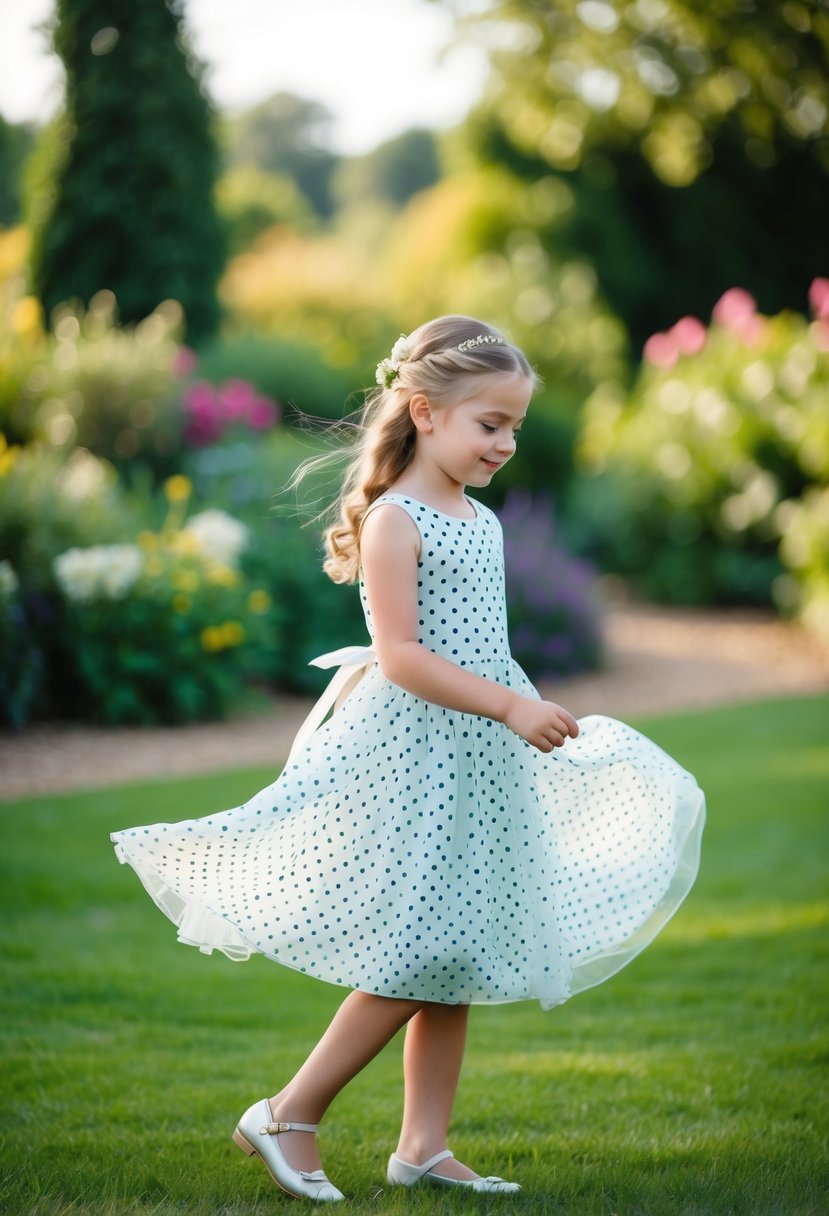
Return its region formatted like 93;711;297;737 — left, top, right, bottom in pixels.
387;1148;521;1193
233;1099;343;1202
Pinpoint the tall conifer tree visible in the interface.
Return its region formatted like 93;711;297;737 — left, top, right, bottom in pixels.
31;0;225;343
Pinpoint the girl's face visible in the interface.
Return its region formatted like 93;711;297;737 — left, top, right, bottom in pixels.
418;370;533;489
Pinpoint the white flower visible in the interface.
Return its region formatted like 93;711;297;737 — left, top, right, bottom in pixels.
375;333;411;388
0;560;19;599
375;358;398;387
54;545;144;602
183;509;249;567
389;335;410;364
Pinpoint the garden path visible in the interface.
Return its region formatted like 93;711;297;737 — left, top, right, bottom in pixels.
2;601;827;801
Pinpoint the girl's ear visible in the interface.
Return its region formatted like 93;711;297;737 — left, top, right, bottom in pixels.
409;393;434;433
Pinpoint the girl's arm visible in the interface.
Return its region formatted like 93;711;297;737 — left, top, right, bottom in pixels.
360;504;578;753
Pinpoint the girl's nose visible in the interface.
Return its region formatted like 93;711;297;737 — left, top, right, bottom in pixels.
496;431;516;455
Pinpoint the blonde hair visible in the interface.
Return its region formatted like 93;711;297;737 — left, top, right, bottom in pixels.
309;315;534;584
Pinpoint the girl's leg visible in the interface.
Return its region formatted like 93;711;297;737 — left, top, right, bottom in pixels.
266;990;422;1173
395;1003;479;1181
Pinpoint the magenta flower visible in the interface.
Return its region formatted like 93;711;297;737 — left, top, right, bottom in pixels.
671;315;706;355
249;397;278;430
711;287;764;344
180;377;280;446
808;277;829;321
643;331;679;369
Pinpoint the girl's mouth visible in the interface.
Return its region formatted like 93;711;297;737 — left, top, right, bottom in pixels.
481;459;501;471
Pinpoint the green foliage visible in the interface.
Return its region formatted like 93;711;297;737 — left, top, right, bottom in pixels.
0;115;35;226
0;441;135;592
461;0;829;183
0;561;43;729
194;331;359;422
13;294;185;477
215;165;315;255
458;3;829;348
53;522;270;726
0;695;827;1214
186;427;367;692
332;127;441;210
576;288;829;623
44;476;275;725
224;91;340;217
29;0;226;344
0;441;139;725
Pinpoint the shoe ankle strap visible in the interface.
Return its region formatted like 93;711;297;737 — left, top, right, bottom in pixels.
416;1149;455;1176
260;1120;319;1135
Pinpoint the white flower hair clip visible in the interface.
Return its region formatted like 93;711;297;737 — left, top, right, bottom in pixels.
375;334;411;388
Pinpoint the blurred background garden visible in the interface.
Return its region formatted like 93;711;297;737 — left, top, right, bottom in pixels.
1;0;828;729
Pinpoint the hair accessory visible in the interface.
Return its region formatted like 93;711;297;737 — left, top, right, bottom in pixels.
376;334;411;388
456;334;506;353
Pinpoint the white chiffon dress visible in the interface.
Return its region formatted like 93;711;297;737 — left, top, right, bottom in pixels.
112;493;705;1010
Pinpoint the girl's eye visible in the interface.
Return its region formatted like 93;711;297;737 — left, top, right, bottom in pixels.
481;424;498;434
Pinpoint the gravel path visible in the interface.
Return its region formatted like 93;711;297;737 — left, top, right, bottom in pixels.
2;602;827;801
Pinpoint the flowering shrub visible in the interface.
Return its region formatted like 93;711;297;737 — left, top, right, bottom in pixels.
181;377;279;447
578;281;829;630
51;481;273;724
499;491;602;680
0;559;43;728
15;294;187;477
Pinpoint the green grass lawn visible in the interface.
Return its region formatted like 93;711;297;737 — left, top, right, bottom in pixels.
1;694;827;1216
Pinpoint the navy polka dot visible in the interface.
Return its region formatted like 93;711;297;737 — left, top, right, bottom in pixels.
111;493;705;1010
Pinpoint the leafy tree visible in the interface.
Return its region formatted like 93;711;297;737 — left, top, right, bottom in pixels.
30;0;225;344
225;92;340;218
0;116;35;227
445;0;829;348
332;128;441;210
216;165;316;254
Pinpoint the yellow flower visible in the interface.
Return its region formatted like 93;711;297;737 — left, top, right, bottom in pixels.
170;531;201;556
200;625;224;652
219;619;245;647
0;434;18;477
248;589;272;614
173;569;200;592
163;474;192;503
145;556;163;578
11;296;43;337
207;562;239;587
137;531;158;551
172;593;191;614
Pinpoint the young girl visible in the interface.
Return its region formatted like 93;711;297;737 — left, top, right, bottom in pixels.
111;315;705;1202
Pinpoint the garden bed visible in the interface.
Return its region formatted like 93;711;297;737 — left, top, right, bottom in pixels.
2;599;827;801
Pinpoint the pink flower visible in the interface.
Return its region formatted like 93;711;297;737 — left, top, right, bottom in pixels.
712;288;765;345
712;287;756;329
183;381;222;446
808;277;829;321
218;378;258;420
814;319;829;351
670;315;706;355
172;346;198;377
643;331;679;369
249;397;278;430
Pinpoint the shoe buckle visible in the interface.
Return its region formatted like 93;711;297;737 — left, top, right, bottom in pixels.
260;1121;292;1135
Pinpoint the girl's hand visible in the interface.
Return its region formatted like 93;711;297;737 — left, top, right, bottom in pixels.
504;695;579;753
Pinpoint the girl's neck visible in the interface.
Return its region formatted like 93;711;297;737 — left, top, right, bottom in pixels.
388;473;474;520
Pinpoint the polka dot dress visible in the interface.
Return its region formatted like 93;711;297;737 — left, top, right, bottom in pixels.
111;494;705;1010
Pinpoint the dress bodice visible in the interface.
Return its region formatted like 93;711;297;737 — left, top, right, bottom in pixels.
358;493;511;667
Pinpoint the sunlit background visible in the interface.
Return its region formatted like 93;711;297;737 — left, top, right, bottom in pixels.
0;0;827;728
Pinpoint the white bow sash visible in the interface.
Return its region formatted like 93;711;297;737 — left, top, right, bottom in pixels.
285;644;377;766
